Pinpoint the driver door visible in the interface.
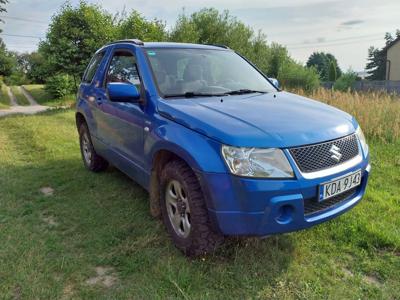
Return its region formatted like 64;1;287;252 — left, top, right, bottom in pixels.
104;48;145;178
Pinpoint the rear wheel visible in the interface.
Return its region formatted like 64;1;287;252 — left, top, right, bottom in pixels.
160;160;223;256
79;123;108;172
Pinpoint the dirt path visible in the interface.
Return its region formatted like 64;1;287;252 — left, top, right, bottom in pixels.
0;85;50;117
20;86;39;105
6;86;18;106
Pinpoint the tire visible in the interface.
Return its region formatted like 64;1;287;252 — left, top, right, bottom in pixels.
79;123;108;172
160;160;224;256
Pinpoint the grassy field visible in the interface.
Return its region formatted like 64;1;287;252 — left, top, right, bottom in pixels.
23;84;76;107
295;88;400;143
0;82;10;109
10;86;30;106
0;91;399;299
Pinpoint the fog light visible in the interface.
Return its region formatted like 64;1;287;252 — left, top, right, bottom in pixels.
275;205;294;224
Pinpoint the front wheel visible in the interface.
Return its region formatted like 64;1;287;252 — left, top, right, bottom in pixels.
160;160;223;256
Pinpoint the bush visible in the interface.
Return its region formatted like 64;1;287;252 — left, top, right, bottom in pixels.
45;74;75;98
278;61;320;92
3;71;30;86
333;71;357;92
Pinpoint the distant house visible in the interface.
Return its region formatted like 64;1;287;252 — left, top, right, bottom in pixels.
386;37;400;81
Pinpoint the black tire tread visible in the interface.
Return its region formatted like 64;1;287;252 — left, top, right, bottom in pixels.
160;160;223;256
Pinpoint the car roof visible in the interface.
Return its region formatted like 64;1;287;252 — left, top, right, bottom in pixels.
104;40;229;51
143;42;229;50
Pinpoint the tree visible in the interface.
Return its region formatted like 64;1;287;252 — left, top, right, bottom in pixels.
25;52;50;83
365;30;399;80
170;8;256;50
169;11;199;43
170;8;319;90
0;39;14;76
39;1;117;87
328;60;338;81
116;10;166;41
365;46;387;80
333;71;357;91
11;51;49;83
278;60;320;92
306;52;341;81
31;5;320;91
170;9;279;77
326;53;342;78
0;0;7;22
0;0;8;34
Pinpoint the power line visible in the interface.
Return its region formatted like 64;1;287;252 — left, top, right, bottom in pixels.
0;15;48;24
288;37;383;50
0;33;44;39
5;43;39;47
285;33;384;47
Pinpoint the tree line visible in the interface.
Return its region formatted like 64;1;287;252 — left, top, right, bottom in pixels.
0;0;398;97
0;1;321;96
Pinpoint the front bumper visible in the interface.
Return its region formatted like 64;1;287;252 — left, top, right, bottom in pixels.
198;156;370;236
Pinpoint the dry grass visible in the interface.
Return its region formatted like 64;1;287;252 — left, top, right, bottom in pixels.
293;88;400;143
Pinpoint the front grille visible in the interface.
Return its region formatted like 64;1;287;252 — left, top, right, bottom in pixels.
304;187;357;216
289;134;359;173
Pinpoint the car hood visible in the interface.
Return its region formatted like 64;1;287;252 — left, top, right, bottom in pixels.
156;91;357;148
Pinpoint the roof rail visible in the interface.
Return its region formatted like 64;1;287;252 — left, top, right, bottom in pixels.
207;44;230;49
107;39;144;46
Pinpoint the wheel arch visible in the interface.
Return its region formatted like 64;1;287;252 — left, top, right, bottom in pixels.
75;112;87;130
149;148;195;218
146;123;227;218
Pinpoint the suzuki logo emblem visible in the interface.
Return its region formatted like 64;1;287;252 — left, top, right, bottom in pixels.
329;145;342;162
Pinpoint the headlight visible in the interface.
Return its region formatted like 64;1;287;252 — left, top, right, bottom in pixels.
221;145;294;178
355;126;368;156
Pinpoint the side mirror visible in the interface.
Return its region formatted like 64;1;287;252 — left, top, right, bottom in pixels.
107;82;140;102
268;78;280;89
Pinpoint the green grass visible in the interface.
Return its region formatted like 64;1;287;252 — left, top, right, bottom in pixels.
0;82;10;109
23;84;75;107
10;86;30;106
0;110;399;299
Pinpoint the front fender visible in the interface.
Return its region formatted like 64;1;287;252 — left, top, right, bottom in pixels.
145;116;228;173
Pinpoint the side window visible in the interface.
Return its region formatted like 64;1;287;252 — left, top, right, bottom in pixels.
106;51;141;90
83;51;105;83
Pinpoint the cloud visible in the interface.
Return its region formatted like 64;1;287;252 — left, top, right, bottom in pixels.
340;19;364;26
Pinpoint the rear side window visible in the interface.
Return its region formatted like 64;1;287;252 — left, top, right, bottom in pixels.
82;51;105;83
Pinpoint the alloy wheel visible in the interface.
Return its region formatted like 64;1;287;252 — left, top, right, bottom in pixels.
165;179;191;238
81;132;92;165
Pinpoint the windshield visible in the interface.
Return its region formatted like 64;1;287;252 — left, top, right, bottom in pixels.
145;48;277;97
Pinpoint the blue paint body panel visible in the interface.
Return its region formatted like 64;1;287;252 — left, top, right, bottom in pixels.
76;41;370;237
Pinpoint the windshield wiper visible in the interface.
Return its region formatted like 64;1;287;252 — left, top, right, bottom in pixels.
225;89;267;95
163;89;267;98
164;92;227;98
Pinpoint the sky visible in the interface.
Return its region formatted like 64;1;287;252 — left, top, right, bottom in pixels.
0;0;399;72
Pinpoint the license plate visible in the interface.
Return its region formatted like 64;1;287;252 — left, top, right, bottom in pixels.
320;170;361;201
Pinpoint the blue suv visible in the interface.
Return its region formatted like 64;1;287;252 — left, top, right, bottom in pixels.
76;39;370;256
